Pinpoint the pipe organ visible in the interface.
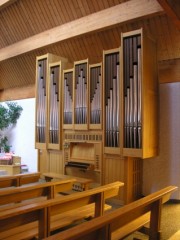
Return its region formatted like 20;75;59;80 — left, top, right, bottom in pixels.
36;29;158;202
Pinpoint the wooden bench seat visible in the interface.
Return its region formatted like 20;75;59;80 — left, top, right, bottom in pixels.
112;212;150;240
44;185;177;240
0;172;41;188
0;181;124;239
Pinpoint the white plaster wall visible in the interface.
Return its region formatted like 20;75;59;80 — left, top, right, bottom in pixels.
4;98;37;172
143;83;180;200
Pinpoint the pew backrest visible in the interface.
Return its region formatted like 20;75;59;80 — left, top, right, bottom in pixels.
0;178;76;206
18;172;41;186
43;185;178;240
0;172;41;188
0;175;18;188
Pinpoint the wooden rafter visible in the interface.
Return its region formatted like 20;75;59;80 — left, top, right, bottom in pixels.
0;0;163;62
0;0;17;10
157;0;180;29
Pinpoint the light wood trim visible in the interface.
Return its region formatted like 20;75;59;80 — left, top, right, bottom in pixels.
157;0;180;29
0;84;35;101
158;59;180;83
0;0;163;61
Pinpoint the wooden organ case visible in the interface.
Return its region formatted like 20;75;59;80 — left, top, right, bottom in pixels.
35;53;68;150
37;28;158;204
121;28;158;159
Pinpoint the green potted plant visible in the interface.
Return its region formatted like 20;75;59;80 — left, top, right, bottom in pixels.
0;102;23;153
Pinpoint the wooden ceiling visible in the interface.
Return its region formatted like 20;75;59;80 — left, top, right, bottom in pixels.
0;0;179;91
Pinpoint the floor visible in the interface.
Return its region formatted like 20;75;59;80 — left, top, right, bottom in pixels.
121;201;180;240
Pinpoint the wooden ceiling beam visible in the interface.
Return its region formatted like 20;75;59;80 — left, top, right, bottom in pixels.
0;0;17;10
157;0;180;29
0;0;163;62
0;84;35;101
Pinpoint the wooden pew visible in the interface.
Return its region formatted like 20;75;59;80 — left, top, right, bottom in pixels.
43;172;93;191
0;178;76;207
0;172;41;188
0;181;124;239
43;186;178;240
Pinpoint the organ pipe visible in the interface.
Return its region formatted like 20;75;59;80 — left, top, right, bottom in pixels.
123;35;142;149
36;58;47;143
74;62;88;125
49;65;60;144
63;70;73;125
90;65;101;126
104;51;120;148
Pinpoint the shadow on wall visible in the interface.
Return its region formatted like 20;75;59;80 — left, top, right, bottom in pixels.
143;83;180;200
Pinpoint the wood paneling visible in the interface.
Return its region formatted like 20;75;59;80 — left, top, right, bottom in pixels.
38;149;49;173
104;155;125;201
158;59;180;83
157;0;180;29
38;149;63;174
49;150;64;173
0;0;163;61
0;0;179;93
104;155;143;203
